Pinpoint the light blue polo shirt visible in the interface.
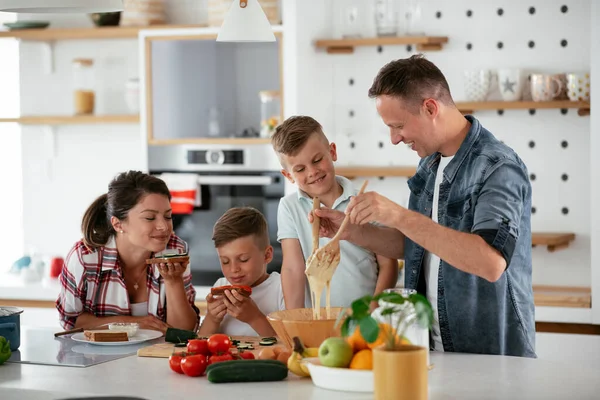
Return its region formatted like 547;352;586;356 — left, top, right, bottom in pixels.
277;176;379;308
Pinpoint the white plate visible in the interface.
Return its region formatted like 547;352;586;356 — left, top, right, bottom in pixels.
303;357;373;393
71;329;163;346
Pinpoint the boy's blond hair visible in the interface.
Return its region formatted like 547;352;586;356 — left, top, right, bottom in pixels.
271;115;329;158
212;207;269;249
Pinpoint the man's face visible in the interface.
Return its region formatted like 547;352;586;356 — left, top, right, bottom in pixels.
375;95;439;158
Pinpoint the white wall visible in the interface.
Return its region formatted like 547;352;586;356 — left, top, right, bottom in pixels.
16;15;145;257
589;0;599;324
0;11;23;258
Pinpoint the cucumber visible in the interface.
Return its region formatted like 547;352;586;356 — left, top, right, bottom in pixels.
165;327;197;344
207;360;288;383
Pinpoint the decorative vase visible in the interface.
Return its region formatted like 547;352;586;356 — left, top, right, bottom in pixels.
373;345;428;400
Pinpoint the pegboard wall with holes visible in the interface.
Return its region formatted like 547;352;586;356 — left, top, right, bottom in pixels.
284;0;593;292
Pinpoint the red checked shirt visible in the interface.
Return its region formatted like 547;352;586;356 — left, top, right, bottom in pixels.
55;234;200;330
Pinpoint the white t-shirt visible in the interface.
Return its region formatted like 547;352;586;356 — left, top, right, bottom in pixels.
423;155;454;352
212;272;285;336
130;302;148;317
277;176;379;308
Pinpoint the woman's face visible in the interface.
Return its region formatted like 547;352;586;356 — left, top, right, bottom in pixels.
112;193;173;253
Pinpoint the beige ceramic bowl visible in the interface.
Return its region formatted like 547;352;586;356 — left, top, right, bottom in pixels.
267;307;345;349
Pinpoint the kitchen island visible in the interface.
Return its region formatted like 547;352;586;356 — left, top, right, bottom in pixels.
1;345;598;399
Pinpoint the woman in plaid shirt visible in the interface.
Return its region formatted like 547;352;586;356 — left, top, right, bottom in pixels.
56;171;200;332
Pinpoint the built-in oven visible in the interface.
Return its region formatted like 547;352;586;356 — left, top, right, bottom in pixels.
148;144;283;286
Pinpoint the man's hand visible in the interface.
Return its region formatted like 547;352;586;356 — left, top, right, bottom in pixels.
345;192;404;227
308;208;352;239
205;293;227;323
222;289;262;324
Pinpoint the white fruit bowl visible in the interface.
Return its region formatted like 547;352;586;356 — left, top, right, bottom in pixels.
302;357;373;393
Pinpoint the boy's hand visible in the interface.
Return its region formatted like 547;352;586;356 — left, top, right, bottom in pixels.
222;289;262;324
205;293;227;322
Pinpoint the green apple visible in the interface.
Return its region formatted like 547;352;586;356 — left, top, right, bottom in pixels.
318;337;353;368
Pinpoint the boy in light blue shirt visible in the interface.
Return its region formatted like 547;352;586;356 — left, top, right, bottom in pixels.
271;115;398;309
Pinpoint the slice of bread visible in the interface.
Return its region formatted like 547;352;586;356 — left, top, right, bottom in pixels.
84;330;129;342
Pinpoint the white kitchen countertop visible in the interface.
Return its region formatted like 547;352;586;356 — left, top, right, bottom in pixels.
1;346;599;399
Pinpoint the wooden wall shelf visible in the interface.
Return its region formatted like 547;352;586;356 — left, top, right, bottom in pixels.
315;36;449;54
533;285;591;308
531;232;575;252
149;138;273;145
0;24;207;40
456;100;590;116
336;166;417;179
0;115;139;125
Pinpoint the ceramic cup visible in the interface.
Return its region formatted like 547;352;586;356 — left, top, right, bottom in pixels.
567;72;590;101
497;69;525;101
530;74;564;102
463;70;493;101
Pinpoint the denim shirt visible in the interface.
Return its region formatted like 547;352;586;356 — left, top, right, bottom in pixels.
405;115;536;358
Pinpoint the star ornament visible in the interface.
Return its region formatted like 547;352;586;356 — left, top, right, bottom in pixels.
502;77;517;93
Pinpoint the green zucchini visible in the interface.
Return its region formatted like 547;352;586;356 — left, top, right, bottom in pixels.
206;360;288;383
165;327;197;343
206;359;285;373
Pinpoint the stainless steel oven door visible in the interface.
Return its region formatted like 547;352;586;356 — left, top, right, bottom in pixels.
168;171;284;286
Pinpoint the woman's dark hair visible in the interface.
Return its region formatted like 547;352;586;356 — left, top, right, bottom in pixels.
81;170;171;250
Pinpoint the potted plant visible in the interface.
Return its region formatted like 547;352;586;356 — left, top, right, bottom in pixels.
336;289;434;400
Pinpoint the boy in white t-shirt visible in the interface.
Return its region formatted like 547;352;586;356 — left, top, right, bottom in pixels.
271;115;399;310
198;207;284;337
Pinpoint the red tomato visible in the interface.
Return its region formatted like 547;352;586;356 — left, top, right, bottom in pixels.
207;334;232;355
239;351;255;360
208;353;234;365
187;339;209;356
180;354;208;377
168;355;184;374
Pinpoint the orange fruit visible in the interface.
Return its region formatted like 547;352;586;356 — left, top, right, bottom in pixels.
346;327;369;353
349;349;373;370
367;323;398;349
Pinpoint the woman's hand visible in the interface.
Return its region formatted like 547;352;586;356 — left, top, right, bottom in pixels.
205;293;227;323
131;315;170;333
155;261;188;283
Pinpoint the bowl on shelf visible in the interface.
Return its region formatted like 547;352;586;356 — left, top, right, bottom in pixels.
3;21;50;30
302;357;374;393
266;307;345;349
90;12;121;27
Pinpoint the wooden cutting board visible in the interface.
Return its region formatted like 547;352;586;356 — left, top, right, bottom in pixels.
137;336;282;358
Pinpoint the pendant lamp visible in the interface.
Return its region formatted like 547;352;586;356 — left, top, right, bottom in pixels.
216;0;275;42
0;0;123;13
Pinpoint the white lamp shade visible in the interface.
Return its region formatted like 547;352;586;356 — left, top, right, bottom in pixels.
0;0;123;13
216;0;275;42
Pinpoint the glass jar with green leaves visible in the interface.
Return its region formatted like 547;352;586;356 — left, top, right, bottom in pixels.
336;289;434;400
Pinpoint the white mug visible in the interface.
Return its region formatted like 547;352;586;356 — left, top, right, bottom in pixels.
530;74;564;102
497;69;525;101
567;72;590;101
463;70;493;102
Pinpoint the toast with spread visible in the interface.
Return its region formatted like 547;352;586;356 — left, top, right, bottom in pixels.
211;285;252;297
145;252;189;265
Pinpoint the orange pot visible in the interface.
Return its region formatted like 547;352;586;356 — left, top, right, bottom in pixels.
373;345;428;400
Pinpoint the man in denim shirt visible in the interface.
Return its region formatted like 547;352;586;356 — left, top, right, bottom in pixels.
313;55;536;357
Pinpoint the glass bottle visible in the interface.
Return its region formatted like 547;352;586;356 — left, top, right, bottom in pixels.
259;90;281;138
72;58;95;115
374;0;399;37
